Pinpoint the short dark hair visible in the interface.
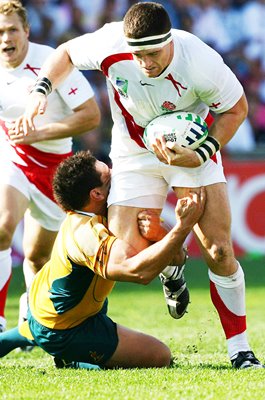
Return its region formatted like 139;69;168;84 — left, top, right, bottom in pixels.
123;2;171;39
53;151;102;212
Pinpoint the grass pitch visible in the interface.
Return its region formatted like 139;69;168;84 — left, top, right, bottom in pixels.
1;256;265;400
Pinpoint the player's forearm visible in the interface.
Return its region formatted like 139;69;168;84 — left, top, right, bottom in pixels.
32;99;100;141
35;120;96;142
113;222;191;284
39;43;74;90
106;191;205;283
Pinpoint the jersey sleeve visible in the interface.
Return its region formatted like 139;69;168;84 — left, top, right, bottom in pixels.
67;215;117;279
55;67;95;110
188;35;244;113
67;22;124;71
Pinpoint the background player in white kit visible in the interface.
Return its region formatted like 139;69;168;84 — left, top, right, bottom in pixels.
17;2;263;369
0;0;100;332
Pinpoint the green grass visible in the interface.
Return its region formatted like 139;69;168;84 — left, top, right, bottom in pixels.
1;256;265;400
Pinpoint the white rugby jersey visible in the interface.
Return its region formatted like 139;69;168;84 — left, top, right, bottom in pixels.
68;21;243;158
0;42;94;156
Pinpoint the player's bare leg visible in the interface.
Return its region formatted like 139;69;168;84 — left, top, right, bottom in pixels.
23;211;58;276
19;212;57;309
174;182;264;369
108;205;150;252
104;324;171;368
0;185;28;331
18;212;57;350
108;204;190;319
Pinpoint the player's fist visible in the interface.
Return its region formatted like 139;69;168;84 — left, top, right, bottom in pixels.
137;209;167;242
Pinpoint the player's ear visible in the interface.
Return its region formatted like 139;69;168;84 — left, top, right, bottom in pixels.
90;187;104;201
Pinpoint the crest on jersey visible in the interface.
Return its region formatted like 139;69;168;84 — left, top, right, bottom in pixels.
161;101;176;112
116;77;128;98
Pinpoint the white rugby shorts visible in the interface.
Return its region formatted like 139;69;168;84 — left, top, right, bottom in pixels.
108;151;226;208
0;160;65;231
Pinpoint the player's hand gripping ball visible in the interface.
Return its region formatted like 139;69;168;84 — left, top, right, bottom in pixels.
143;111;208;152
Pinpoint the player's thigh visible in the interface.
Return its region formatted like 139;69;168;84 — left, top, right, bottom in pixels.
195;183;232;243
195;183;236;272
23;211;58;270
108;157;167;251
105;324;171;368
0;184;28;246
0;161;30;227
175;183;235;272
174;183;232;243
29;185;65;232
108;205;161;251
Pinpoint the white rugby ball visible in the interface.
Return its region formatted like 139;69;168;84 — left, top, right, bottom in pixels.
143;111;208;152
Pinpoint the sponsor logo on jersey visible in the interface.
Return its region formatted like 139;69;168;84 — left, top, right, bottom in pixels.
161;101;176;112
116;77;128;98
139;80;154;87
6;80;16;85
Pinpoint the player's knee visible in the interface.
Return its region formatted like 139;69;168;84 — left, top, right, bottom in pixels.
0;225;14;249
0;210;19;248
24;252;50;273
154;343;172;367
209;242;234;265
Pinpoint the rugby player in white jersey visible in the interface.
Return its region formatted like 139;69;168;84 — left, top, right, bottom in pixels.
16;2;263;369
0;0;100;333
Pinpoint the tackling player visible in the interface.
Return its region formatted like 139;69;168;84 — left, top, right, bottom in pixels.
0;150;205;369
16;2;263;368
0;0;100;332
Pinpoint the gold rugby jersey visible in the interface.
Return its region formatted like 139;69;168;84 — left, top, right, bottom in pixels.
29;212;117;330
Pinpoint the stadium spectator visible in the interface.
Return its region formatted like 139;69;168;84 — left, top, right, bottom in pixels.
192;0;243;55
23;0;61;46
16;2;264;369
0;150;206;369
0;0;100;332
248;94;265;144
241;0;265;69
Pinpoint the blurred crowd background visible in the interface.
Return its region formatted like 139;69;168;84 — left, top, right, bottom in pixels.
21;0;265;163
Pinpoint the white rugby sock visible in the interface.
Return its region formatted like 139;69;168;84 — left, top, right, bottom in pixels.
228;332;250;360
209;262;250;359
161;265;179;279
161;250;187;279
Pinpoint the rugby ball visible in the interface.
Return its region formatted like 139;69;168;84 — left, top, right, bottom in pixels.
143;111;208;152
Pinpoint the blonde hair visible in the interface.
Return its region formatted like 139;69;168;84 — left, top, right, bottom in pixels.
0;1;29;30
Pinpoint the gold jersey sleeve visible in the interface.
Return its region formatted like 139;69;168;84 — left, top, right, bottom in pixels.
29;213;117;330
